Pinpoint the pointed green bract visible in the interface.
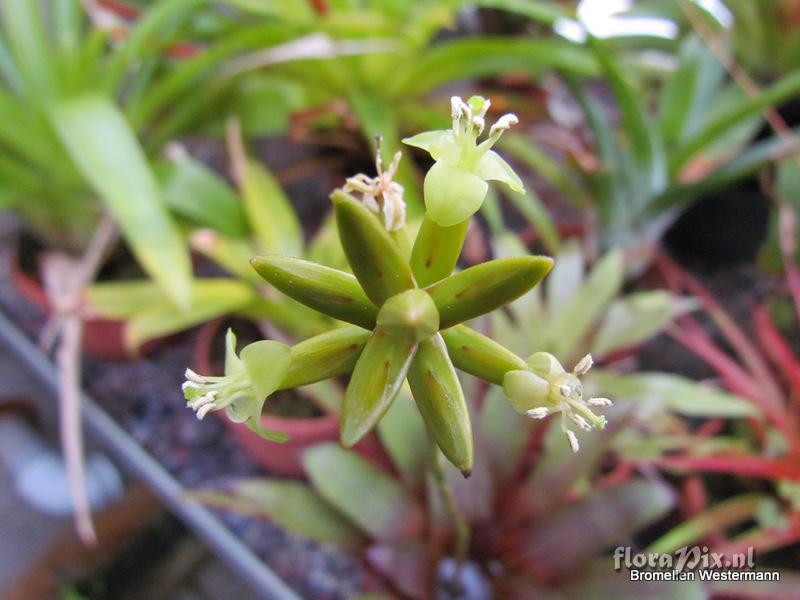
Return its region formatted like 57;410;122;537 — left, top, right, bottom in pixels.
427;256;553;329
341;327;417;448
281;326;371;389
333;191;415;305
407;334;473;472
442;325;528;385
251;255;377;329
410;215;469;287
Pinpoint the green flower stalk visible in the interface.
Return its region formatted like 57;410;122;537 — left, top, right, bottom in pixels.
503;352;613;453
403;95;524;226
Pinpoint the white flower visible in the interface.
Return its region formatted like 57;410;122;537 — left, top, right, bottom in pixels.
503;353;612;453
343;141;406;232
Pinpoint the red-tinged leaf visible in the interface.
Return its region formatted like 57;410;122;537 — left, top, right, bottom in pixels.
753;303;800;392
511;404;629;518
655;454;800;480
366;541;432;600
498;559;704;600
718;514;800;558
709;569;800;600
502;480;675;582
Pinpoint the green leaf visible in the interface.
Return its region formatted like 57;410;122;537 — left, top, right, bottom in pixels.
548;249;624;359
590;291;695;358
480;387;530;484
590;371;759;419
87;279;256;351
340;327;417;448
409;215;468;287
647;493;768;554
158;157;248;238
203;479;367;552
334;191;415;305
426;256;553;329
0;0;57;100
441;325;528;385
658;35;725;147
391;37;597;97
473;0;570;25
304;444;425;541
281;326;371;389
49;95;192;306
670;70;800;174
590;37;666;200
240;158;302;256
251;255;378;329
377;391;428;491
407;334;473;472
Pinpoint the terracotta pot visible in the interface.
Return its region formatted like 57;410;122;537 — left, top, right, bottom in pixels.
9;247;159;362
193;318;393;478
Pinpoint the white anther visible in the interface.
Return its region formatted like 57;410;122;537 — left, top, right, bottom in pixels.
471;116;485;134
571;414;592;431
489;113;518;135
526;407;549;419
184;368;206;384
196;403;216;420
588;397;613;407
573;354;593;376
565;429;580;453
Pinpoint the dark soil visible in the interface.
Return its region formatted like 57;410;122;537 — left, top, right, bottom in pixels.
0;243;365;600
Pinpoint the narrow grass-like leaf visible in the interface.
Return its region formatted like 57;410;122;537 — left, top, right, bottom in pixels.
340;327;417;448
304;444;425;541
670;70;800;174
0;0;57;100
158;157;248;238
50;95;192;306
251;255;378;329
407;334;473;472
333;191;415;305
241;158;302;256
392;38;597;97
427;256;553;329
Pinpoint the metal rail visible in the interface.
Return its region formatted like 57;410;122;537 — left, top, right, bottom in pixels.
0;309;301;600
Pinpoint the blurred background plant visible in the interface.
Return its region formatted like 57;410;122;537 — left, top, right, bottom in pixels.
2;0;800;597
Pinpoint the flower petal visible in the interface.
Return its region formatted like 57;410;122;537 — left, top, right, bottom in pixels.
240;340;292;401
403;130;460;164
475;150;524;193
402;130;451;153
502;369;550;414
423;160;488;227
224;328;244;375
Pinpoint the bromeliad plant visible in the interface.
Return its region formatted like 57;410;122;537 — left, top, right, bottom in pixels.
182;96;613;471
192;389;685;600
